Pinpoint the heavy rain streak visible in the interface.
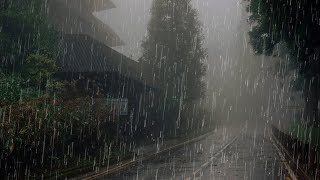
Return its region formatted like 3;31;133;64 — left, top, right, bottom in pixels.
1;0;320;179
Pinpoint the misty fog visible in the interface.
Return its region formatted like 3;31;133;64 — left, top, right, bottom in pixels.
1;0;318;179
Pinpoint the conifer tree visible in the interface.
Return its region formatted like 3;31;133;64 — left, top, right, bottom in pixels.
141;0;207;132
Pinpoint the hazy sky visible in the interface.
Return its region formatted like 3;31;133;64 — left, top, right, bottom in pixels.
95;0;153;60
95;0;243;61
94;0;248;103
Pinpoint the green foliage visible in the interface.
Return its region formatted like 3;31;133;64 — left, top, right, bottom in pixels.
0;53;62;105
247;0;320;69
247;0;273;55
0;1;125;176
0;0;62;105
0;96;117;170
0;73;24;104
247;0;320;92
0;0;59;71
22;53;58;84
248;0;320;125
289;119;320;146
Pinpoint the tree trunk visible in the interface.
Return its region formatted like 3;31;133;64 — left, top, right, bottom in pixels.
303;75;319;127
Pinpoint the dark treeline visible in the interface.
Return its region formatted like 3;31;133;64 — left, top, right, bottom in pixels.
248;0;320;127
247;0;320;177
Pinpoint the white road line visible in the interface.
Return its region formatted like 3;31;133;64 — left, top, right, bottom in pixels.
269;128;299;180
185;129;243;180
81;130;217;179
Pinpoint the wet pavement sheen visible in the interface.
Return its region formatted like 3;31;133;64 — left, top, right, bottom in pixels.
102;125;288;180
196;130;287;180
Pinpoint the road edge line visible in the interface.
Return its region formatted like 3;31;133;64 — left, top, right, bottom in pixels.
80;129;217;179
269;127;299;180
185;128;244;180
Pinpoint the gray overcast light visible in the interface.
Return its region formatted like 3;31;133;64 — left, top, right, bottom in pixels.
1;0;319;179
94;0;153;60
95;0;242;61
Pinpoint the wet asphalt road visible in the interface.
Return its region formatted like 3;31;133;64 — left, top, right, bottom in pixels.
100;124;289;180
194;129;287;180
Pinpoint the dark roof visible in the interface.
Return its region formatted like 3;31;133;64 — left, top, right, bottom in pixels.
50;0;117;13
58;34;155;88
83;0;116;12
48;0;124;47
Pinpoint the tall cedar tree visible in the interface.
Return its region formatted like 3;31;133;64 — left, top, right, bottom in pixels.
248;0;320;127
140;0;207;131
